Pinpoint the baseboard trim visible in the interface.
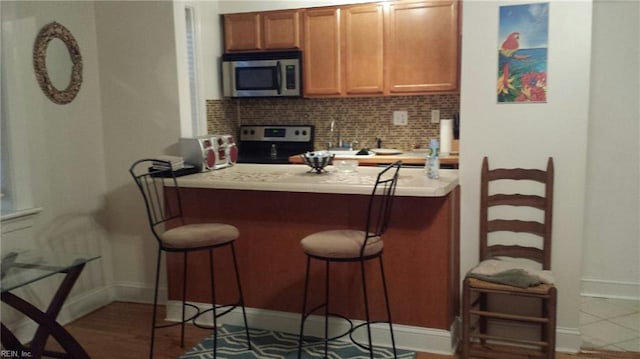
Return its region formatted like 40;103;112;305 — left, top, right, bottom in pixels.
581;278;640;300
484;319;582;353
111;281;167;304
166;300;456;355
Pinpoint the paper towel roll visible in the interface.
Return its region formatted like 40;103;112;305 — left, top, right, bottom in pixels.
440;119;453;155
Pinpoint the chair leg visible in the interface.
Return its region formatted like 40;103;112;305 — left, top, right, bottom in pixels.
324;260;330;358
546;287;557;359
298;256;311;359
360;261;374;359
379;257;397;358
230;243;251;350
209;249;217;358
149;248;162;359
478;290;487;346
461;279;471;359
181;251;188;348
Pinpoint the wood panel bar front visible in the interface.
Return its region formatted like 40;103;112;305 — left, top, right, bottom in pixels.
166;186;460;330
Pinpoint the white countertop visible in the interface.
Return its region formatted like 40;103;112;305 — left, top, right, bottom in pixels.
173;164;458;197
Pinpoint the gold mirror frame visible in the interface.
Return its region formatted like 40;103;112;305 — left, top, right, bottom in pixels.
33;22;83;105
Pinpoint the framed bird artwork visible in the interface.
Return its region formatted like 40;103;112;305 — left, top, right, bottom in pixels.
497;3;549;103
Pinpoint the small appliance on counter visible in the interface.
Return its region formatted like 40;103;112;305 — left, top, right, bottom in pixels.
237;125;314;164
179;135;238;172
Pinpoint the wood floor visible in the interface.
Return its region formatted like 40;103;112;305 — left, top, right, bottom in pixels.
49;302;637;359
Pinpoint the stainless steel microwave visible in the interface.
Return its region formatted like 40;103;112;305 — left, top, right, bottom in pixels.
222;51;302;98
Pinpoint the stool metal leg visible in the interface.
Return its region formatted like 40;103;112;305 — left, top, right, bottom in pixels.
298;256;312;359
230;243;251;350
360;261;374;359
209;249;218;358
324;260;330;358
149;248;162;359
181;251;188;348
379;257;397;358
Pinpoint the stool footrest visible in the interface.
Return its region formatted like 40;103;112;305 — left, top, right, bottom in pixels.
349;320;393;351
299;312;354;343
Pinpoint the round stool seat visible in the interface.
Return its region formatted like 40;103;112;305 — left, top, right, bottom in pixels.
300;229;383;259
160;223;239;249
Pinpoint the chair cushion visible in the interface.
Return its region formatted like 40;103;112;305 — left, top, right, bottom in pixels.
467;277;555;295
300;229;383;259
467;258;555;289
160;223;239;249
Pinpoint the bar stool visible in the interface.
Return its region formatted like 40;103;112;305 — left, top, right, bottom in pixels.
297;161;401;359
129;159;251;358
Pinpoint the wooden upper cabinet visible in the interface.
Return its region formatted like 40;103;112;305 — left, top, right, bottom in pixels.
263;10;302;49
224;10;302;52
224;13;262;52
386;0;459;93
303;8;342;96
342;3;385;95
224;1;460;96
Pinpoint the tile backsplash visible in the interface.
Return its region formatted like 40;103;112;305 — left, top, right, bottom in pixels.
207;94;459;151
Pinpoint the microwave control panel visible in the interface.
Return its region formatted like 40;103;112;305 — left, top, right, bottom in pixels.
286;65;297;90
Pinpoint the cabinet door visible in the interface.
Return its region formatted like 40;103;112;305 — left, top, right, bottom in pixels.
386;0;459;93
263;10;302;49
224;13;262;52
303;8;342;96
342;3;384;95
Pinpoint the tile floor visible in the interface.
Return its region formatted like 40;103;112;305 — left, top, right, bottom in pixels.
580;296;640;352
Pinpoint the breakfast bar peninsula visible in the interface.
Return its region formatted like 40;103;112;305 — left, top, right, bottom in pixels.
165;164;460;351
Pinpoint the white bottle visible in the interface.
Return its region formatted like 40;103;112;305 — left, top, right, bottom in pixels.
426;139;440;179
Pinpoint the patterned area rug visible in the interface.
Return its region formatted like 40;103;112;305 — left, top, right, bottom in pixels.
180;324;415;358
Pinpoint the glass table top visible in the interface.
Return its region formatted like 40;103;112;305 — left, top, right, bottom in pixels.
1;250;100;293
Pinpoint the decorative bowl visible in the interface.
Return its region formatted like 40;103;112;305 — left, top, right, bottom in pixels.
334;159;359;173
300;151;335;173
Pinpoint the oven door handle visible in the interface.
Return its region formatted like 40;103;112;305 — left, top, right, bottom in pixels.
276;61;282;95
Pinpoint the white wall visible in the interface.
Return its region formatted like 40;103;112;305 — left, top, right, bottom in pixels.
1;0;113;339
583;0;640;300
459;0;593;352
95;0;182;302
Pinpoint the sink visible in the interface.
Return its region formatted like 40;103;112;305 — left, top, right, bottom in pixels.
328;150;375;158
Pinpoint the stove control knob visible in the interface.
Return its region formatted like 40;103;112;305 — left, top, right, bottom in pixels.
295;130;300;136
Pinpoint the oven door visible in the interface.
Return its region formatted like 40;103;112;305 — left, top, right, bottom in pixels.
237;141;312;164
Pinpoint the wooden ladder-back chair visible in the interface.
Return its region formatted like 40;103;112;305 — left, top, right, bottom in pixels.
461;156;556;359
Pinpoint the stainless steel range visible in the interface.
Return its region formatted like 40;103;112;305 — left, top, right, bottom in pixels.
237;125;314;164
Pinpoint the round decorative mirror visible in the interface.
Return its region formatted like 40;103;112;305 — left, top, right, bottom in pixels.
33;22;83;105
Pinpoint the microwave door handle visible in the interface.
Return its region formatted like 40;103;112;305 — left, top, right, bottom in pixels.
276;61;282;95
